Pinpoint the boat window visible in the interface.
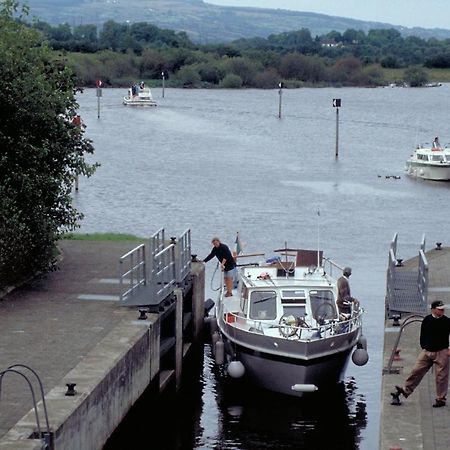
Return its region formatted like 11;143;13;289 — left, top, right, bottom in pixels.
431;155;444;162
281;289;306;301
309;290;338;322
418;154;429;161
249;290;277;320
283;305;306;317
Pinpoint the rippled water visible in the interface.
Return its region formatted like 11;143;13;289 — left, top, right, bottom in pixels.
76;85;450;449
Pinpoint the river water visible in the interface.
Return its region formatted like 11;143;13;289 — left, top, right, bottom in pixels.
75;86;450;449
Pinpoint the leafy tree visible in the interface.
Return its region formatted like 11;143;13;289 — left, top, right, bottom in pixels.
0;1;97;289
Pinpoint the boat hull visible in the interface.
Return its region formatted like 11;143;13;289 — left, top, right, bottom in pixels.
406;160;450;181
219;318;359;397
232;343;352;396
123;98;157;107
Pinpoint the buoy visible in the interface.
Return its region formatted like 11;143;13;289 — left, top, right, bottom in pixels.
291;384;318;392
227;360;245;378
207;316;218;336
352;348;369;366
211;331;219;356
215;340;224;365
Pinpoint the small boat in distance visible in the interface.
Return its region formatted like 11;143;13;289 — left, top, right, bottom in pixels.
123;82;157;106
211;245;368;397
406;143;450;181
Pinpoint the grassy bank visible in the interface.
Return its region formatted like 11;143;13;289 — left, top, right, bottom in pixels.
63;233;145;241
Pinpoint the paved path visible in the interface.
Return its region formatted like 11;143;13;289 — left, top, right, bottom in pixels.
0;239;143;439
380;246;450;450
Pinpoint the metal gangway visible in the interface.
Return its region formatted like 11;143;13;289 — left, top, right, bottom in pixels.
385;233;428;318
119;228;192;309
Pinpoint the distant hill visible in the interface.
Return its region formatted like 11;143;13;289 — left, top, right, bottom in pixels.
23;0;450;43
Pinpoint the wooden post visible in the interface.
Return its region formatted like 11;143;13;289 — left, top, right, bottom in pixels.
335;107;339;158
278;82;283;119
333;98;341;157
96;80;103;119
162;72;165;98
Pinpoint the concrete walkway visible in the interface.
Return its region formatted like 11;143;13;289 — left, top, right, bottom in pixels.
380;246;450;450
0;239;143;439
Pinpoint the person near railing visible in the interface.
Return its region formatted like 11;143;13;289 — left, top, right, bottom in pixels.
201;237;236;297
337;267;360;316
393;300;450;408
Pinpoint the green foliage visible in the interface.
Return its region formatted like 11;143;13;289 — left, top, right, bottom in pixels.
175;65;201;87
0;0;97;289
219;73;243;88
404;66;429;86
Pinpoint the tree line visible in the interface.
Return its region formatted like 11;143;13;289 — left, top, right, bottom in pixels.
27;19;450;88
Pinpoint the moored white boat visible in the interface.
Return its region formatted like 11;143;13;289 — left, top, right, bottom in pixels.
211;247;368;397
123;84;157;106
406;145;450;181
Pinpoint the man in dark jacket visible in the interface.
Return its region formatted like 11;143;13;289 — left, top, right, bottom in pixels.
202;237;236;297
337;267;359;315
394;300;450;407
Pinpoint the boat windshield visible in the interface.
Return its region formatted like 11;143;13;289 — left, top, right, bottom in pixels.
309;290;338;322
249;290;277;320
417;154;429;161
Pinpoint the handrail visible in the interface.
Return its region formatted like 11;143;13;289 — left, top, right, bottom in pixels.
119;244;146;302
383;315;424;374
220;306;363;342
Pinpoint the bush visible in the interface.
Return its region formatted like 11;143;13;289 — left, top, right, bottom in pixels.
219;73;243;88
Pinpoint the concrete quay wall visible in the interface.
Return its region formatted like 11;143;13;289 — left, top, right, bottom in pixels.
0;262;206;450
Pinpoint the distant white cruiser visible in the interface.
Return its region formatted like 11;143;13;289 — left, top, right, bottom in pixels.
406;142;450;181
123;82;157;106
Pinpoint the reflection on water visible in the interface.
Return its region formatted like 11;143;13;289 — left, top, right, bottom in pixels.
104;346;367;450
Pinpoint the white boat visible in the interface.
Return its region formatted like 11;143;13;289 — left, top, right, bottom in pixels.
123;85;157;106
405;145;450;181
211;247;368;397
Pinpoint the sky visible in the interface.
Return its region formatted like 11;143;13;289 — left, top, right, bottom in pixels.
206;0;450;30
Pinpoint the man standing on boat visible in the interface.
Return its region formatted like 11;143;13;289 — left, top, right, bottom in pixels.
202;237;236;297
337;267;359;315
433;136;441;149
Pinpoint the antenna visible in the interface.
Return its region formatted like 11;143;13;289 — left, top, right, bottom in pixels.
317;209;320;268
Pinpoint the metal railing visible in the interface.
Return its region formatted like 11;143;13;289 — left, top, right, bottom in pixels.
0;365;52;449
151;243;177;302
119;228;192;307
418;249;428;305
385;234;428;316
220;306;363;342
119;244;146;303
176;229;191;284
383;315;424;374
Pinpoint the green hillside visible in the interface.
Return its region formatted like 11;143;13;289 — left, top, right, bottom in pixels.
24;0;450;43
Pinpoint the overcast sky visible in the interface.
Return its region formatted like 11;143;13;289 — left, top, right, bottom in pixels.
206;0;450;29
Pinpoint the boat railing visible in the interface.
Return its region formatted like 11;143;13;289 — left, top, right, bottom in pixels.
322;257;344;278
222;307;362;341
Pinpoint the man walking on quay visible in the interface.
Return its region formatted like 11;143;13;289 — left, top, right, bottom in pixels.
393;300;450;407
